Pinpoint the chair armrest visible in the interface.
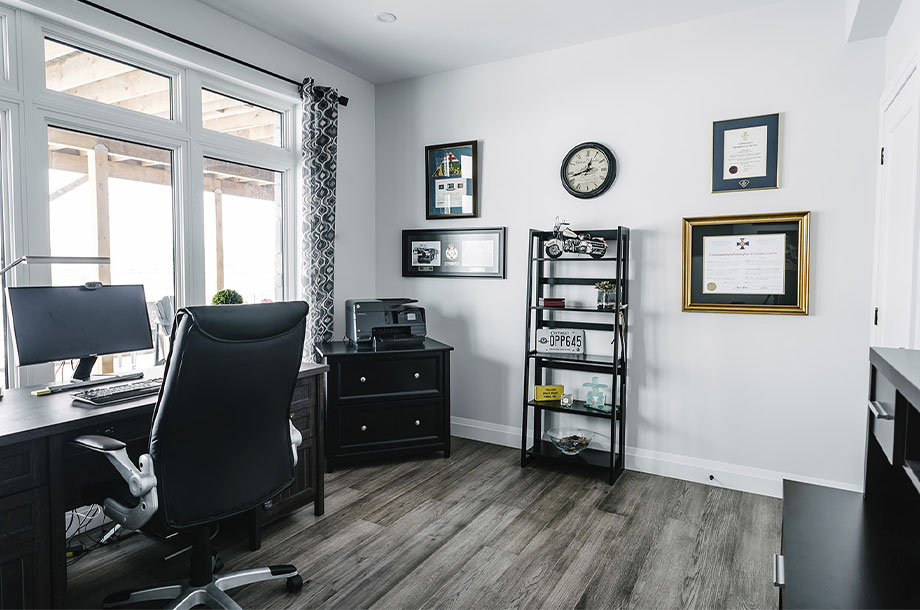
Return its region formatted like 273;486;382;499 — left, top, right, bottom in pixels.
71;435;158;530
289;421;302;467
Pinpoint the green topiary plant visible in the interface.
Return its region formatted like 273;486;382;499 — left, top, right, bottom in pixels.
212;289;244;305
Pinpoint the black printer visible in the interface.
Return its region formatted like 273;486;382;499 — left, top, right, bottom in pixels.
345;298;427;347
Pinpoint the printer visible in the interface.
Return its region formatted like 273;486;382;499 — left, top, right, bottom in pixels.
345;298;427;347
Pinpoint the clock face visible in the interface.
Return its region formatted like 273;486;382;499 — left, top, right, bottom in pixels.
561;142;617;199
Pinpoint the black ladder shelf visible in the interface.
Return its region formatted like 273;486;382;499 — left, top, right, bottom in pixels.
520;227;630;484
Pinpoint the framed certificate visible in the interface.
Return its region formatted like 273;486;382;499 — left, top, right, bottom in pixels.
712;113;779;193
682;212;809;314
402;227;505;278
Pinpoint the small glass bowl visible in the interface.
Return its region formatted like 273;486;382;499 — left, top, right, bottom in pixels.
546;427;595;455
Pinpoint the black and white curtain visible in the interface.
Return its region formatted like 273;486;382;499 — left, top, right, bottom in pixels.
300;78;339;360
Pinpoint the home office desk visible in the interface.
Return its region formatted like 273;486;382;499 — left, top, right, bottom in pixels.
0;363;326;609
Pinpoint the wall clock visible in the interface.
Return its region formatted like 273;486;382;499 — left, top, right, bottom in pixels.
560;141;617;198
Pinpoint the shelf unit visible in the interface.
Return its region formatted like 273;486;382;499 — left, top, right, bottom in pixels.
520;227;630;484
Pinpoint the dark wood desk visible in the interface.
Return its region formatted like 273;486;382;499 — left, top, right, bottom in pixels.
779;348;920;609
0;364;326;609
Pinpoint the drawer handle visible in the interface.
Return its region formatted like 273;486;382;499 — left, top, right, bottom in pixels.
868;400;893;420
414;420;420;426
413;372;420;379
773;554;785;588
360;376;367;383
361;425;367;432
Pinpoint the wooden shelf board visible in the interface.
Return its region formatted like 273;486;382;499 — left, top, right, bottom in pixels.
526;440;616;469
527;398;616;419
532;305;622;313
532;257;618;262
529;351;616;366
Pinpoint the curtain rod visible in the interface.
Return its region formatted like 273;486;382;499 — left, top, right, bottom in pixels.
73;0;349;106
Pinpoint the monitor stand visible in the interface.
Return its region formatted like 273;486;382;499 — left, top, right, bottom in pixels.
46;356;144;394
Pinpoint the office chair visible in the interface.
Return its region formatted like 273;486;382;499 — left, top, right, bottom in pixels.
72;301;309;609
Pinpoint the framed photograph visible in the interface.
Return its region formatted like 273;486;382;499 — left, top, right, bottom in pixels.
425;140;478;219
402;227;505;278
712;113;779;193
682;211;809;315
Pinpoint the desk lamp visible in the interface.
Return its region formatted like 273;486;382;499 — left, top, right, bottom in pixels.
0;255;111;398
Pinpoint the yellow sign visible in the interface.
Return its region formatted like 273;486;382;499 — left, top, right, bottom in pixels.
535;385;564;401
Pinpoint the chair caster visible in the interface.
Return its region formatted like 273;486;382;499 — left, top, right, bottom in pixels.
286;574;304;593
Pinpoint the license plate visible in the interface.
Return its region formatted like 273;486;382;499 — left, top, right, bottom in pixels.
535;329;585;353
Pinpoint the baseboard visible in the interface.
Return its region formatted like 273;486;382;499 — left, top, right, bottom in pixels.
450;416;862;498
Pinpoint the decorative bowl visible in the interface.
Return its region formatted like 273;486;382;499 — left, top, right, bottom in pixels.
546;427;595;455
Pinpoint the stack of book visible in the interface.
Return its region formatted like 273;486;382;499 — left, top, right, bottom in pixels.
539;297;566;308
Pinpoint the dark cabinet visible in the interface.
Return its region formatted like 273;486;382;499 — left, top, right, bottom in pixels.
0;440;50;610
261;367;326;522
316;339;452;470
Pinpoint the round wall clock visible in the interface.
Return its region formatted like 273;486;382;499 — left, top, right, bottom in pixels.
560;142;617;199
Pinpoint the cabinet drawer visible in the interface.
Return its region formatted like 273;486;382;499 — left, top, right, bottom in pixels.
338;400;443;449
335;355;441;400
0;535;51;609
870;368;897;464
292;375;317;407
0;440;47;498
0;488;49;548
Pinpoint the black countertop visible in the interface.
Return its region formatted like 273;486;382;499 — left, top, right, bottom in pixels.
315;338;453;358
783;479;920;609
0;363;327;448
870;347;920;410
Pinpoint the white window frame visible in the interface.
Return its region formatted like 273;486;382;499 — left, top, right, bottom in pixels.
0;2;302;388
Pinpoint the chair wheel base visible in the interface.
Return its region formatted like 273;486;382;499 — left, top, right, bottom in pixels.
287;574;304;593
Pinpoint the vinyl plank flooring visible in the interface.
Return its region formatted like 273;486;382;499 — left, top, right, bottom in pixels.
66;439;782;610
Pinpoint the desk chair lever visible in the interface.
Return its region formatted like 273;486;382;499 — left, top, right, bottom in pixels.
71;435;159;530
289;421;302;466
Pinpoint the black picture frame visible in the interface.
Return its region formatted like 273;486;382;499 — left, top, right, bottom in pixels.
682;211;810;315
402;227;506;278
712;113;780;193
425;140;478;219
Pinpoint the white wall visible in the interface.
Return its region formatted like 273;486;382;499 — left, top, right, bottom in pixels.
31;0;378;340
885;0;920;85
375;0;885;496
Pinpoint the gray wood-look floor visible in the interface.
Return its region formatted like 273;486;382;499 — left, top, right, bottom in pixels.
67;438;781;609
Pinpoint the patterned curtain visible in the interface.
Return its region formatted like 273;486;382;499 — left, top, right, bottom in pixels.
300;78;339;360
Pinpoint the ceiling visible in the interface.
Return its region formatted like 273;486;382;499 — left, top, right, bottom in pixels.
197;0;780;85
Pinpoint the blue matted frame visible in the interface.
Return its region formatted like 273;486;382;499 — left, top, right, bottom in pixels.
712;113;780;193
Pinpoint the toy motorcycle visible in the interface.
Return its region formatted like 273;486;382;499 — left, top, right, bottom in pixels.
544;218;607;259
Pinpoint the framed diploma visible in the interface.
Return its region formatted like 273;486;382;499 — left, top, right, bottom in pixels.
682;212;809;314
402;227;506;278
712;113;779;193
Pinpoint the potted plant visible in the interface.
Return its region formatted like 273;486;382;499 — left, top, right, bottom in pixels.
212;289;244;305
594;281;617;310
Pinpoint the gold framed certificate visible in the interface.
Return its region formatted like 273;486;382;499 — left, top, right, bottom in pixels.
682;212;809;314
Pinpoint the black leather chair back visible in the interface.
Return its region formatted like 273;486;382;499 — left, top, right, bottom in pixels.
149;301;308;529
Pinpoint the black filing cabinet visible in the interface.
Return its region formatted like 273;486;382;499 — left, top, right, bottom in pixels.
315;339;452;470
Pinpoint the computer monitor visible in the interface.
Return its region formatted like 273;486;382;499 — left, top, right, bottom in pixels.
7;284;153;381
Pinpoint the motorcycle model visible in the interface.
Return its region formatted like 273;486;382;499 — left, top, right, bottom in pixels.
544;218;607;259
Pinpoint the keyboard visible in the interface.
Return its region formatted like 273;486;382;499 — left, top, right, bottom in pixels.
72;378;163;406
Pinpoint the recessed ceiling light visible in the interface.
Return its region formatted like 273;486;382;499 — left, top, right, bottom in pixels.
375;12;397;23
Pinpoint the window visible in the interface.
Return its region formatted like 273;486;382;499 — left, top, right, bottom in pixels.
202;89;282;146
3;12;300;388
203;158;283;304
44;38;172;119
47;126;174;372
